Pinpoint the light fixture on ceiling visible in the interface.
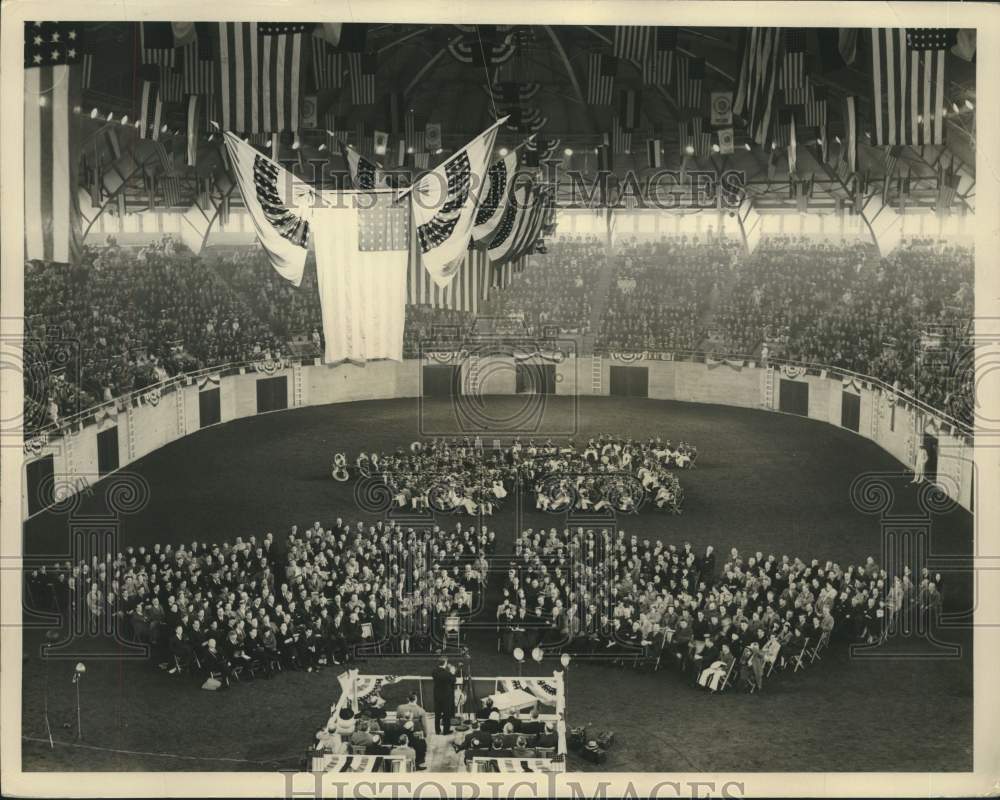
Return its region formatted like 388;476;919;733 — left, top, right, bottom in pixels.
498;147;508;156
684;145;695;155
564;147;573;156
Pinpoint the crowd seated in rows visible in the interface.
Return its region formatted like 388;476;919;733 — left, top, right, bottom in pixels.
314;695;431;769
478;236;604;336
500;526;945;693
351;435;693;516
24;233;974;433
597;236;738;353
716;236;974;424
25;517;496;688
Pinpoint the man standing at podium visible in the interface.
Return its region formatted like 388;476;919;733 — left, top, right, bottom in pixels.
432;655;457;735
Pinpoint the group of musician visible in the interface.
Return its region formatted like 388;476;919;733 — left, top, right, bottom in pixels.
337;435;694;516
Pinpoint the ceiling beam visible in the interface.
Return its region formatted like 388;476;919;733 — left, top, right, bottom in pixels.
545;26;599;136
404;34;463;99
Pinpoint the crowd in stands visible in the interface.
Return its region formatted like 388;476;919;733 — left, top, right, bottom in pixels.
478;236;604;336
716;236;974;423
23;233;974;433
500;526;946;692
597;235;739;353
352;434;693;517
25;517;495;689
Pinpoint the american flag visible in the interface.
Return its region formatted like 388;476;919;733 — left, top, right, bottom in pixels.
614;26;651;63
473;151;517;243
141;22;175;67
619;89;641;130
181;23;214;95
774;107;798;148
611;116;632;154
341;143;382;190
408;242;488;313
936;160;961;214
779;29;809;105
678;117;711;157
349;52;377;105
734;28;781;145
159;65;185;103
385;91;405;133
137;67;164;140
217;22;308;134
675;56;705;110
24;21;83;264
487;184;531;266
588;53;616;105
642;48;673;87
81;45;94;90
870;28;954;146
647;138;663;168
803;82;827;127
312;35;343;90
404;109;416;144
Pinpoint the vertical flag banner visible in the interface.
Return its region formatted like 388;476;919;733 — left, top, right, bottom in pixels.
779;29;809;105
311;30;344;89
676;56;705;110
718;128;735;155
588;53;616;105
24;22;83;264
186;94;200;166
410;119;504;287
734;28;781;144
141;22;176;66
224;131;313;285
348;51;377;104
217;22;309;133
614;26;651;63
619;89;641;130
646;138;663;168
181;22;215;95
870;28;954;145
313;192;409;363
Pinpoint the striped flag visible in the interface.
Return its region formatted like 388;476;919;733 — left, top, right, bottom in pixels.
647;138;663;168
611;116;632;154
24;22;83;264
642;48;673;87
936;160;961;214
404;109;416;144
311;33;343;90
870;28;955;146
619;90;641;130
216;22;309;134
804;83;827;127
181;23;214;95
349;52;377;105
614;26;651;63
341;143;385;190
844;95;858;174
675;56;705;110
81;47;94;90
138;68;164;140
778;29;809;105
678;117;711;158
881;145;903;203
141;22;175;67
734;28;781;145
408;241;488;313
186;95;200;166
159;65;185;103
587;53;616;105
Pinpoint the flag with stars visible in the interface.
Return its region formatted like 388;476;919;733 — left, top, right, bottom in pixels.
340;142;386;190
224;131;314;285
870;28;955;145
410;117;504;288
24;22;83;264
487;184;538;267
472;149;519;243
216;22;310;133
313;192;410;363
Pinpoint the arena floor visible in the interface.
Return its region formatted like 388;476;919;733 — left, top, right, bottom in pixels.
21;396;974;772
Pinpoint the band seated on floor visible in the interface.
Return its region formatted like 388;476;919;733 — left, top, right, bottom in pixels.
342;435;694;516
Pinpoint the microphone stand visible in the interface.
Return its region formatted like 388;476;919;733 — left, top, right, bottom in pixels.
71;670;83;740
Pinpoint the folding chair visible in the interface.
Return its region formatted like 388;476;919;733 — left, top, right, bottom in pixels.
717;658;737;693
764;650;779;677
792;638;810;672
809;631;829;663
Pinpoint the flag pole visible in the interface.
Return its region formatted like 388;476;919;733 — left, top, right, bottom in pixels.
394;116;509;201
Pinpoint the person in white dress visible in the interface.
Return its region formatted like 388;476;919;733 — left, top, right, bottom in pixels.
911;445;929;484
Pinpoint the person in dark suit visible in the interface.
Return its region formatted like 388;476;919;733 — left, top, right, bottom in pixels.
519;709;544;736
432;656;457;734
